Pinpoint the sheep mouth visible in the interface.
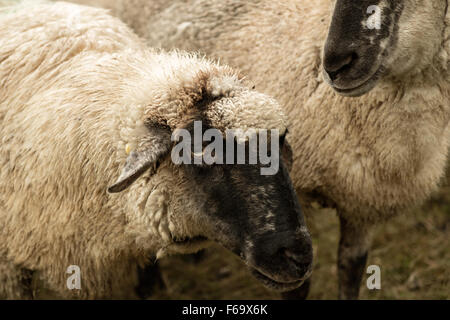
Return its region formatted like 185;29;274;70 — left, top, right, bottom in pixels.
328;65;385;97
250;269;305;292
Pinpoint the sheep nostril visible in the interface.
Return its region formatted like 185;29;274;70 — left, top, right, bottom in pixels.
327;70;340;82
283;248;312;274
324;51;358;81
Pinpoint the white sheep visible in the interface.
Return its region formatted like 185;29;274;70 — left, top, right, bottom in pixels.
77;0;450;299
0;1;314;299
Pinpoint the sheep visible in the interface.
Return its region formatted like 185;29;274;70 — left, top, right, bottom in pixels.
0;1;314;299
76;0;450;299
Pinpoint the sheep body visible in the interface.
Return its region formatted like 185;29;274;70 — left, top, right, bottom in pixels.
0;1;294;299
1;1;144;298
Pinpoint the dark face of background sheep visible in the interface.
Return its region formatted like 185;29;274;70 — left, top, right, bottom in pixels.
108;118;313;291
323;0;448;96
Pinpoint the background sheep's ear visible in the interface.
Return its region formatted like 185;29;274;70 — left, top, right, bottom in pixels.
108;125;171;194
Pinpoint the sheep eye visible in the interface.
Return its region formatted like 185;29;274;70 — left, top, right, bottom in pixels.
192;149;206;160
191;149;219;167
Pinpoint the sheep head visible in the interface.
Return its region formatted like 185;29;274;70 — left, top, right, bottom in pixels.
108;63;312;291
323;0;448;97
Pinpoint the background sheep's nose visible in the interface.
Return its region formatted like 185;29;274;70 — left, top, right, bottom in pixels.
324;49;358;81
283;249;312;273
281;246;313;277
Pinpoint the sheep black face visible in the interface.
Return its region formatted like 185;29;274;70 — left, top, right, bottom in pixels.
323;0;448;97
109;120;313;292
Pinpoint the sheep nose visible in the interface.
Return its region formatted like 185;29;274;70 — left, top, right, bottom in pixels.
281;247;313;278
324;49;358;82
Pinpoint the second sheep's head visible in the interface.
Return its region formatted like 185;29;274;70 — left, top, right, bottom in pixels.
108;54;312;291
323;0;448;96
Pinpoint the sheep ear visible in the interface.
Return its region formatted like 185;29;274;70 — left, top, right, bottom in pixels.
108;125;171;194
